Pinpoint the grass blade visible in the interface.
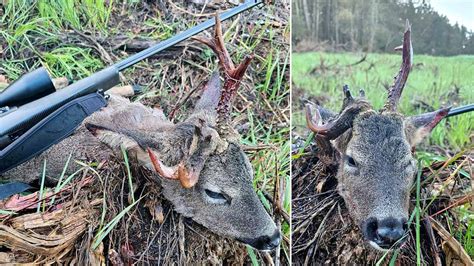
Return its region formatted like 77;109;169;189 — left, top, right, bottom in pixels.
246;245;259;266
92;196;143;250
37;159;47;213
121;145;135;203
50;152;73;205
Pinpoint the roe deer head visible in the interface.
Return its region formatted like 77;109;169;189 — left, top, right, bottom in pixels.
305;20;449;250
2;17;280;251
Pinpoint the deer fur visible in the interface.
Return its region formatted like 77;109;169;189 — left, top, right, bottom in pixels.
1;17;280;252
306;21;449;250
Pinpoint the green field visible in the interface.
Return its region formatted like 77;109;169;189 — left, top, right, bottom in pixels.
292;52;474;151
292;51;474;262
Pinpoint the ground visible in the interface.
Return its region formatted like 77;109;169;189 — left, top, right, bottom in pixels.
291;51;473;264
0;0;290;264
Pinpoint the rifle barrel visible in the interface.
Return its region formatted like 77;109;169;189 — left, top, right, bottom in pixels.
114;0;262;71
446;104;474;118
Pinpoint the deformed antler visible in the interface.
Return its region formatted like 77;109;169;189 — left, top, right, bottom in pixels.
194;15;254;131
145;118;223;189
306;85;370;140
382;19;413;112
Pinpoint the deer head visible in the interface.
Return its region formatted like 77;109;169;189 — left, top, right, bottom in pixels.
306;20;449;250
84;16;280;251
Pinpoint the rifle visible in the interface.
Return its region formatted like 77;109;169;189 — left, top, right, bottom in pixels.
0;0;263;175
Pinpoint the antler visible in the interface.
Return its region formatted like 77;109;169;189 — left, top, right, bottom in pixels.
145;120;224;189
194;15;254;131
306;86;370;140
382;19;413;112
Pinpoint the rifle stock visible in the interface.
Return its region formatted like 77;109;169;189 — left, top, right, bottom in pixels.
0;67;120;138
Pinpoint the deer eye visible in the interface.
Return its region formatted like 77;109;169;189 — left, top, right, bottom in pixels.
345;155;357;167
204;189;229;205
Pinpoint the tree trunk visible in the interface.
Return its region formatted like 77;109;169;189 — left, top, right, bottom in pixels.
368;0;377;52
335;0;339;46
302;0;311;34
314;0;320;41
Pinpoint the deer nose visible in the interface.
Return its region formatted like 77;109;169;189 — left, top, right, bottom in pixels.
363;217;407;250
246;229;281;251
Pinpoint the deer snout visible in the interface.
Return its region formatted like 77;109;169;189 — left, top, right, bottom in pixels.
362;217;407;250
239;229;281;251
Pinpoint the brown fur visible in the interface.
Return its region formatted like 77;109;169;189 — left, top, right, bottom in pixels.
1;73;279;252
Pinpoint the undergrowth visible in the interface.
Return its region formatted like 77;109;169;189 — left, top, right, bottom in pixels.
1;0;290;264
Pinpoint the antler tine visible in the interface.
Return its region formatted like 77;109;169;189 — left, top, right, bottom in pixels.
306;99;371;140
194;14;254;130
342;84;354;109
306;104;329;135
382;19;413;112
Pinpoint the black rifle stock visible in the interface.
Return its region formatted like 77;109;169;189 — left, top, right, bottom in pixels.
0;67;119;138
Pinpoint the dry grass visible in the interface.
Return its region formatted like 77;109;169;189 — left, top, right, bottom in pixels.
0;0;289;264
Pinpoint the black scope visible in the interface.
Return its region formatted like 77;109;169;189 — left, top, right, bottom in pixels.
0;67;56;108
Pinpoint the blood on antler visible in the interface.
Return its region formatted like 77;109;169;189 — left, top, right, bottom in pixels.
382;19;413;112
194;15;254;129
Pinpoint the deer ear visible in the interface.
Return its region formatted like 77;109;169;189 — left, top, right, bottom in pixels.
404;107;450;147
85;123;153;168
194;71;221;113
333;129;352;154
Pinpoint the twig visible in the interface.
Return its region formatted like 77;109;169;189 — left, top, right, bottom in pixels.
430;217;473;265
429;193;474;218
422;218;442;266
344;54;367;67
72;28;114;64
167;0;216;17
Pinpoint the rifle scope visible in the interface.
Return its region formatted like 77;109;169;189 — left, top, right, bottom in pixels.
0;68;56;109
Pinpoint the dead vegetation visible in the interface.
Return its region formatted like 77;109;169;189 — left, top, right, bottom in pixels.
0;0;289;264
291;136;473;265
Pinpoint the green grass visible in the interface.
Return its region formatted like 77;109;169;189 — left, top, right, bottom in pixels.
293;52;473;263
43;47;104;79
0;0;111;82
92;196;143;250
37;159;47;213
144;15;177;40
121;145;136;203
292;52;474;150
37;0;113;31
1;1;289;263
455;205;474;257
